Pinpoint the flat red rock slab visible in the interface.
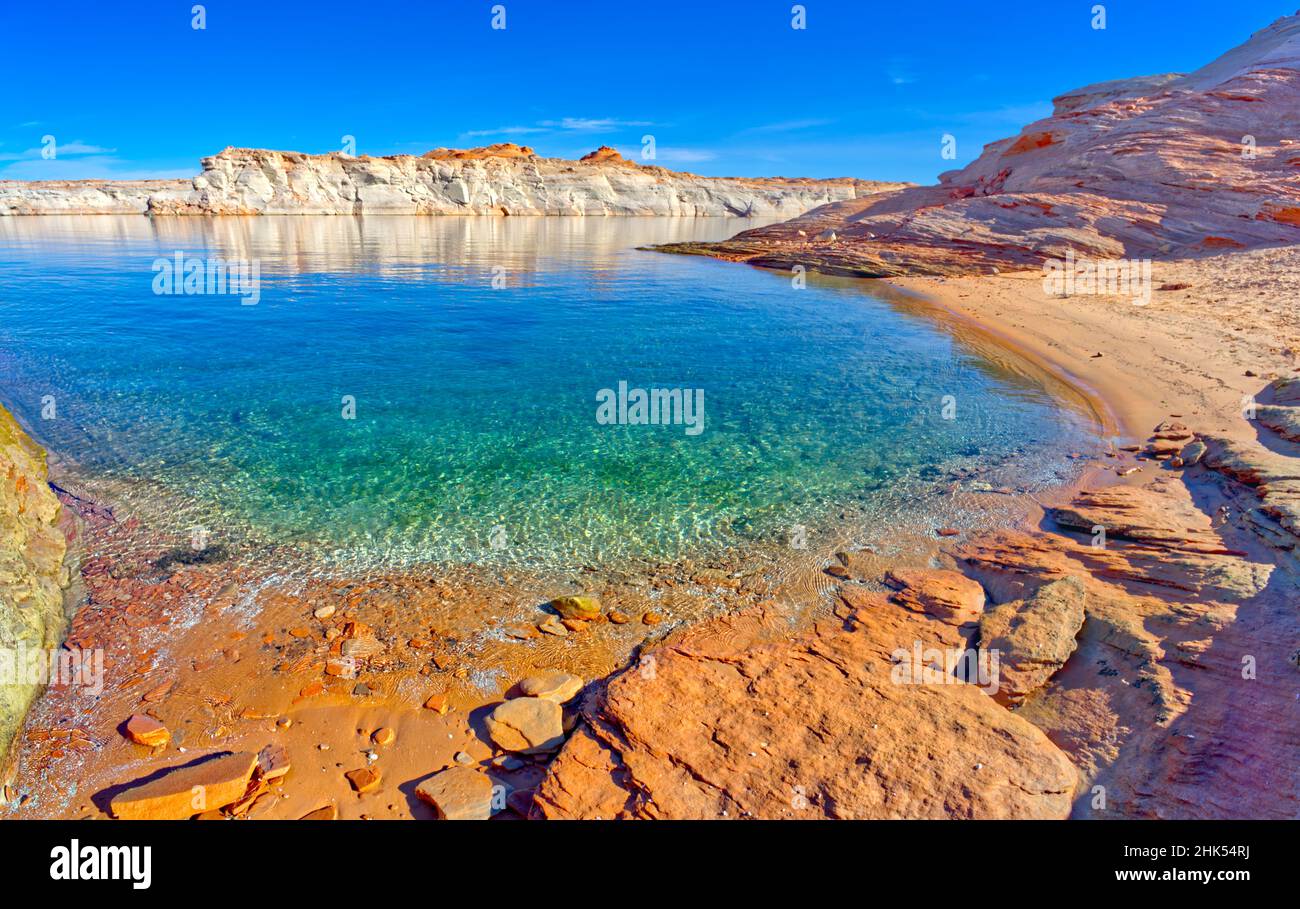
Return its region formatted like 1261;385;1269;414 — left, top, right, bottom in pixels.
123;714;170;748
109;751;258;820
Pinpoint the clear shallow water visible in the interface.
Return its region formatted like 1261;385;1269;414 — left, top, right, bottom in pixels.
0;216;1095;572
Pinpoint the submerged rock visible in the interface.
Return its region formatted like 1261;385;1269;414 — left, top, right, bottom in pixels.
123;714;170;749
550;595;601;621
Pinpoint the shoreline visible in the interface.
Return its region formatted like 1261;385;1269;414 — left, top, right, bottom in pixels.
875;277;1128;440
3;246;1297;819
882;265;1284;446
0;267;1104;819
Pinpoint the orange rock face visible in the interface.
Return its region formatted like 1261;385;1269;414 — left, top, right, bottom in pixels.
423;143;536;161
884;568;986;625
109;751;258;820
535;598;1077;819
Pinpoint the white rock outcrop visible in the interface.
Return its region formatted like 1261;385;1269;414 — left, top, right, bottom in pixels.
0;144;906;217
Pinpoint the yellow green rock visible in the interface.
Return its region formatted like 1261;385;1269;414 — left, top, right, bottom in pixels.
0;404;70;767
550;595;600;621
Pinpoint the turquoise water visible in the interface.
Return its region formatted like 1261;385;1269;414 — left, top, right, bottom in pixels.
0;216;1094;571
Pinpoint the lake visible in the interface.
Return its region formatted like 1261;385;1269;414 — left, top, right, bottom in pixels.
0;215;1096;574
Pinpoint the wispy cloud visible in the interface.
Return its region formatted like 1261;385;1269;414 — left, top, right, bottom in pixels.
885;56;917;86
0;141;192;180
0;140;117;162
462;125;551;138
461;117;654;140
543;117;653;131
653;147;717;164
738;118;834;135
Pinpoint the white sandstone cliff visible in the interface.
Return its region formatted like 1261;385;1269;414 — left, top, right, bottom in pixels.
0;144;906;217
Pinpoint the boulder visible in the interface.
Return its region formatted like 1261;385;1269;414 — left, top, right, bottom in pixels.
486;697;565;754
550;595;601;621
977;577;1087;706
123;714;170;748
517;670;584;703
344;767;382;793
415;766;494;820
109;751;258;820
256;744;291;781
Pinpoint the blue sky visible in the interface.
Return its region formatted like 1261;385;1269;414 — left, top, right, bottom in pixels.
2;1;1293;183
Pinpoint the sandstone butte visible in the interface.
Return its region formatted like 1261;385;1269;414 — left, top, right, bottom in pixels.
0;142;908;218
657;13;1300;275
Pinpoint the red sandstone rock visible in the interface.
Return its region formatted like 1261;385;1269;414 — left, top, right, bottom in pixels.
371;727;396;746
123;714;170;748
883;568;986;625
256;744;291;781
415;766;494;820
535;601;1076;819
485;698;565;754
516;670;584;703
977;577;1086;706
109;751;258;820
345;767;382;793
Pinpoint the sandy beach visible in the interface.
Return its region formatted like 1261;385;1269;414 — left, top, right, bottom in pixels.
889;246;1300;441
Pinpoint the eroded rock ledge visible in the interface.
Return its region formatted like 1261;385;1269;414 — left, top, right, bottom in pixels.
0;144;908;218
